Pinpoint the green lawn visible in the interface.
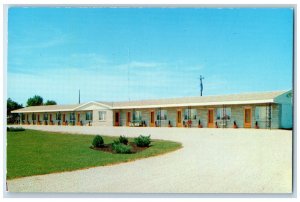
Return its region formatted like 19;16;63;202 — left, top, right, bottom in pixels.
7;129;182;179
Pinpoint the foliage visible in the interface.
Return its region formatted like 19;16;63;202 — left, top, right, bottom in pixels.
44;100;57;105
134;135;151;147
7;98;23;124
26;95;43;107
92;135;104;148
26;96;57;107
119;135;129;145
112;141;132;154
7;127;25;132
7;98;23;113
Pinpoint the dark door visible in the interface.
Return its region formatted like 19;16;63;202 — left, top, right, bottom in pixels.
115;112;120;126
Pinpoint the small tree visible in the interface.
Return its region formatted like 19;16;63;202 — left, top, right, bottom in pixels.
27;95;43;107
44;100;57;105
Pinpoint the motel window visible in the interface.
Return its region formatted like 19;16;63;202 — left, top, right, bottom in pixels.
86;112;93;121
43;113;48;121
157;110;167;120
133;111;142;121
216;108;231;120
56;112;61;120
70;112;76;120
21;114;25;121
99;111;106;121
184;109;197;120
255;106;271;121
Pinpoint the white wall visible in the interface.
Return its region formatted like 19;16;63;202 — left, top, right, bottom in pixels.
73;102;113;126
280;103;293;129
274;90;293;104
274;90;293;129
92;109;113;126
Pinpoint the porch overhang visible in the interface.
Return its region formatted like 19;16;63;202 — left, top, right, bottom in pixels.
111;99;275;110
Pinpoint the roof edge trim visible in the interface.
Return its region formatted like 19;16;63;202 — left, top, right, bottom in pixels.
111;99;275;109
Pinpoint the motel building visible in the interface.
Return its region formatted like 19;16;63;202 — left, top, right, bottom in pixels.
11;90;293;129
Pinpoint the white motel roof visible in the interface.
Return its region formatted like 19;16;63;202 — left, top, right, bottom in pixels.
12;90;292;113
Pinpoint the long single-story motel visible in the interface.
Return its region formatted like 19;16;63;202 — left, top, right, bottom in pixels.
12;90;293;129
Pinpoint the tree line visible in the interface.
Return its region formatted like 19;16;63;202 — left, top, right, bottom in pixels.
7;95;57;124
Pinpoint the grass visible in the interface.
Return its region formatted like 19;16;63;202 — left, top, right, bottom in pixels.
7;129;182;179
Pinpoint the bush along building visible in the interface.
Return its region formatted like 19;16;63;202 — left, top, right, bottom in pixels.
11;90;293;129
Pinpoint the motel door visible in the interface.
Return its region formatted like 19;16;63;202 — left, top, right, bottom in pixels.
208;109;214;128
50;114;52;123
150;111;155;127
176;109;182;127
77;113;80;125
126;112;131;126
115;112;120;126
63;114;66;123
244;108;252;128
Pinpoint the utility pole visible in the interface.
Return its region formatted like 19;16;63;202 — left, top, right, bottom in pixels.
79;89;80;104
200;75;204;96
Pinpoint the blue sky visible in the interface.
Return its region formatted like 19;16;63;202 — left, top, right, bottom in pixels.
7;7;293;105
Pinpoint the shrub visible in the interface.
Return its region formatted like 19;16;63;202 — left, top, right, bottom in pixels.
92;135;104;148
112;141;132;154
7;127;25;132
119;135;129;145
134;135;151;147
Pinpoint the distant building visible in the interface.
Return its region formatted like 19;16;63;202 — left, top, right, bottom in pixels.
11;90;293;129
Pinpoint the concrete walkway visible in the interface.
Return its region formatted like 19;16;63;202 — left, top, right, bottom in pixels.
7;126;292;193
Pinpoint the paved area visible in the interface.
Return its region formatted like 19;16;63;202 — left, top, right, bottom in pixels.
7;126;292;193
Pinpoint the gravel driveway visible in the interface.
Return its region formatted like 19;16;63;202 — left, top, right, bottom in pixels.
7;126;292;193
